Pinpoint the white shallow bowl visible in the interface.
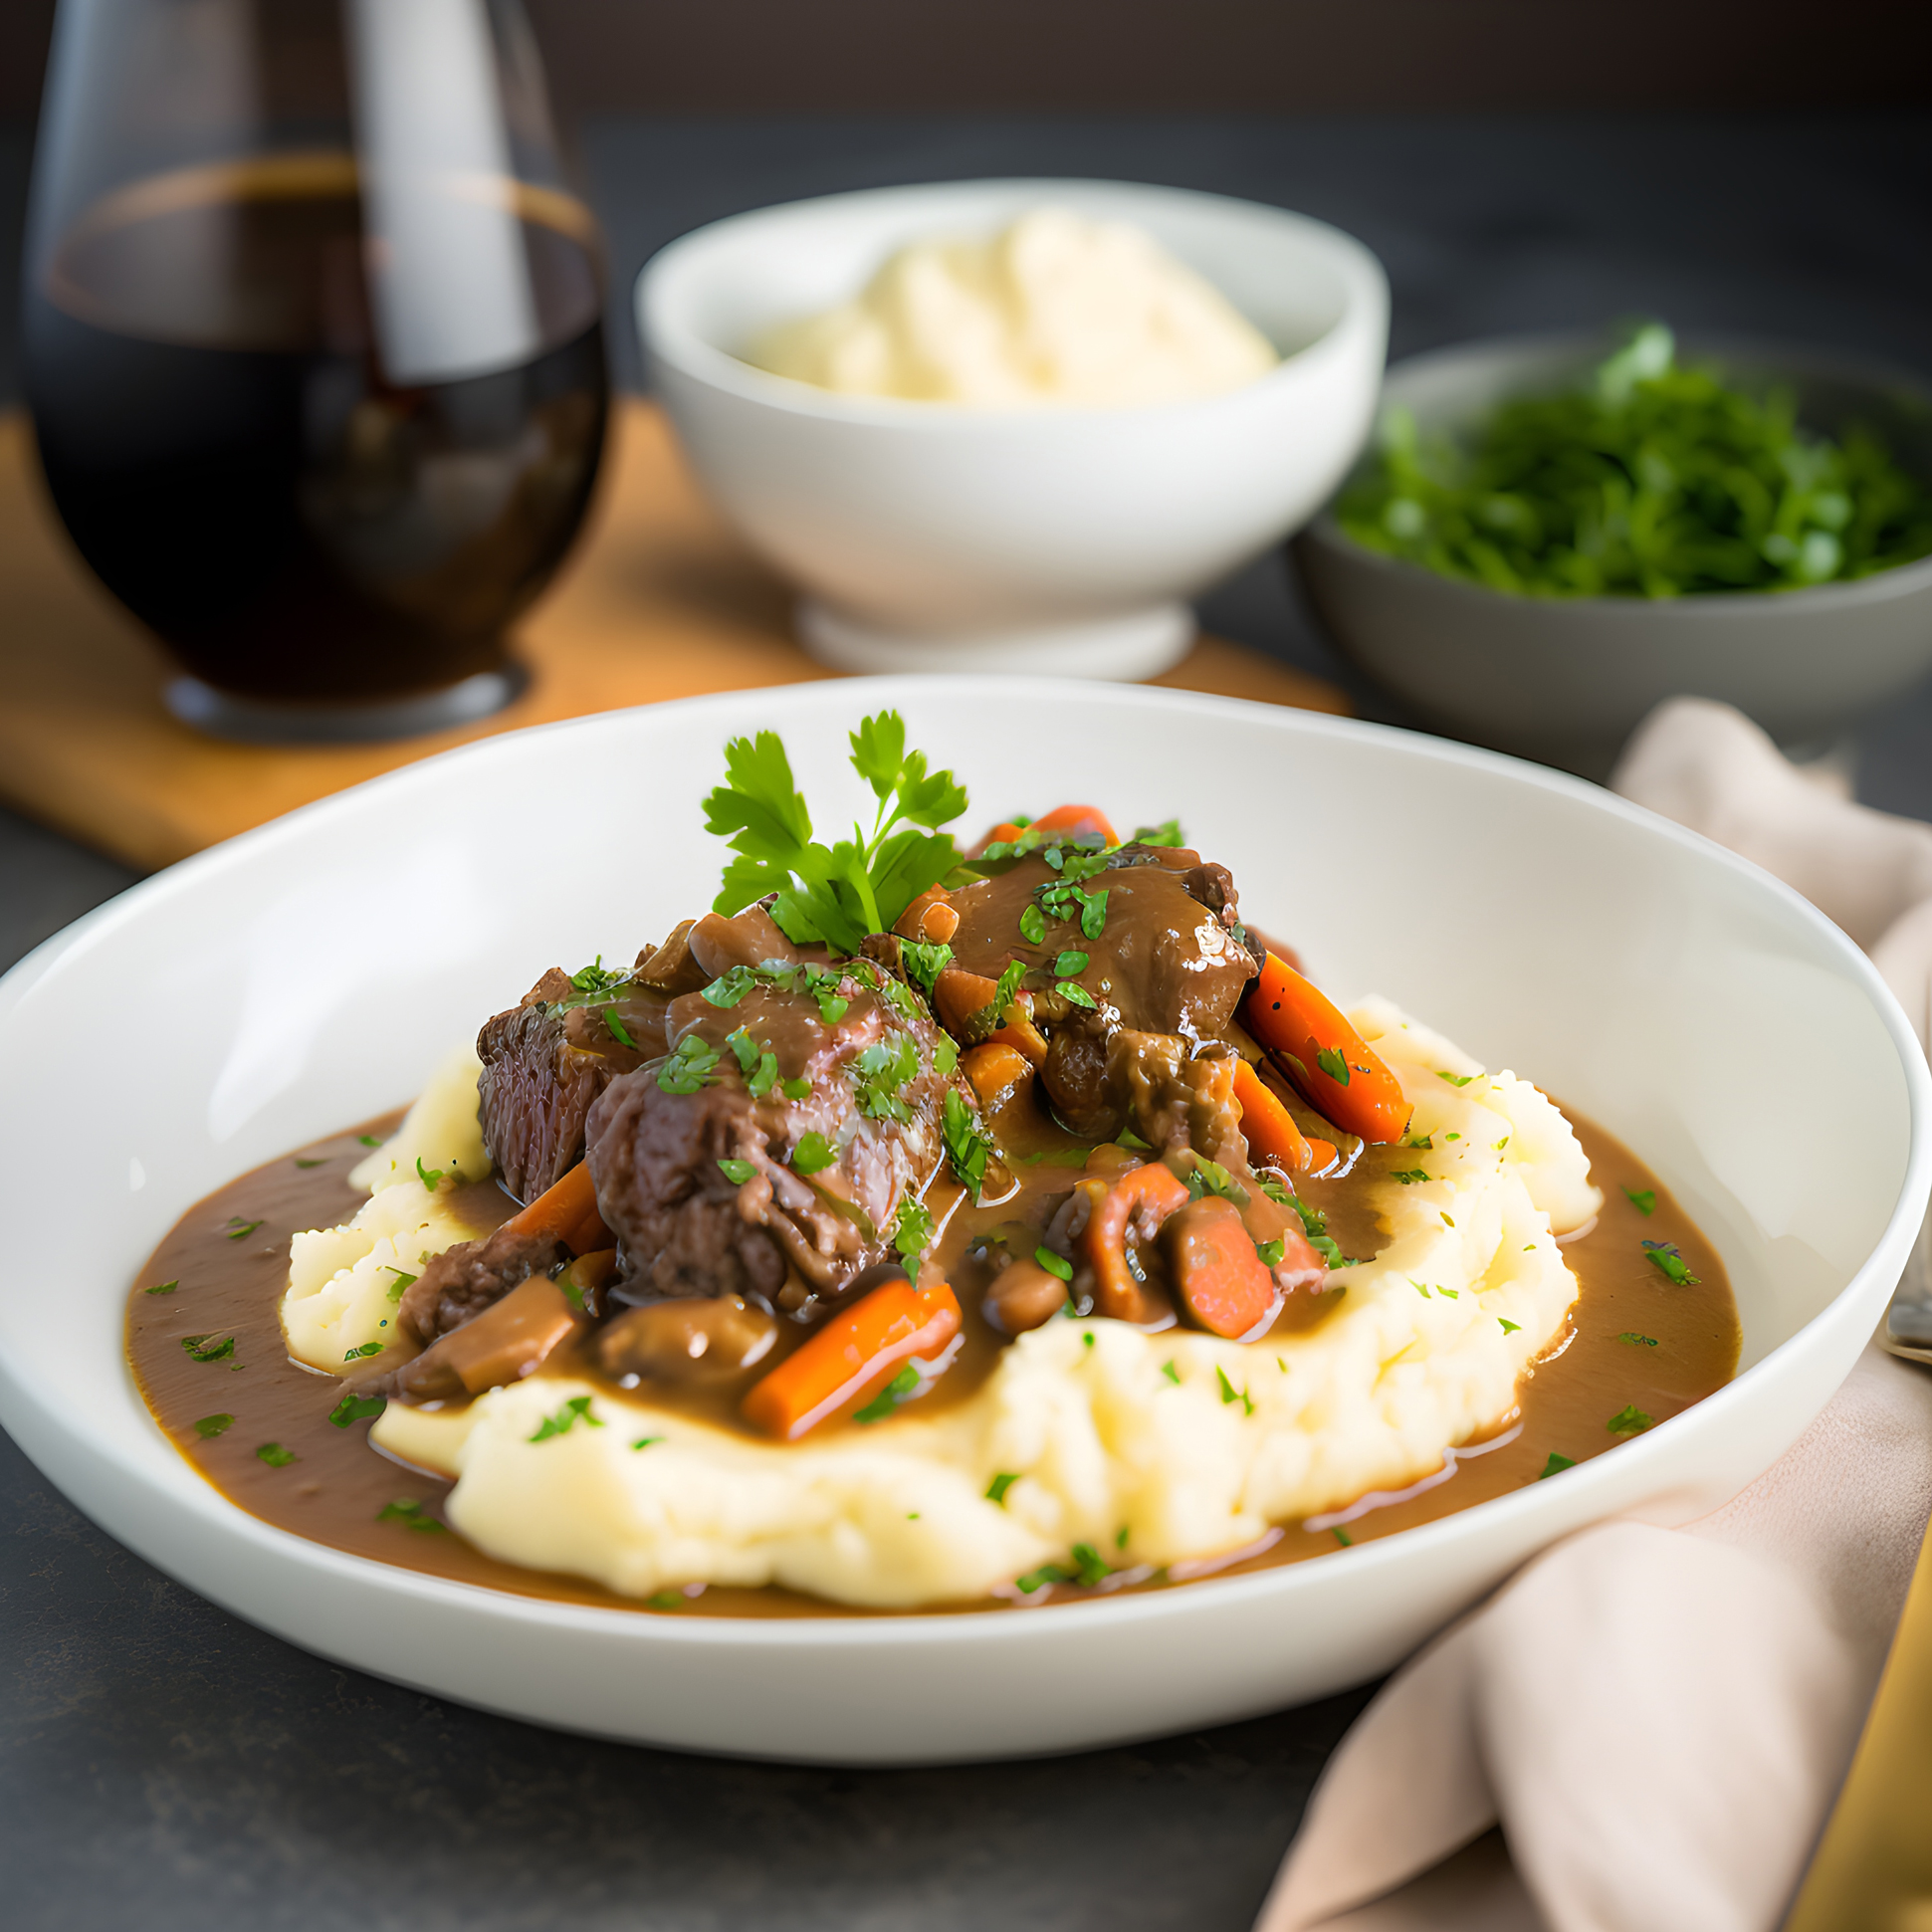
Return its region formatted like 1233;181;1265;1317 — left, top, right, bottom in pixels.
0;680;1925;1767
637;180;1388;679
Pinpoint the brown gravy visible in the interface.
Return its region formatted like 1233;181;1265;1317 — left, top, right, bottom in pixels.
126;1106;1738;1618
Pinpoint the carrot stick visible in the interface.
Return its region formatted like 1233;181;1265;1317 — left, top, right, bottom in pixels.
1084;1162;1191;1321
932;967;1048;1065
1231;1058;1315;1176
1165;1196;1278;1340
742;1276;962;1441
1242;954;1411;1145
503;1161;613;1254
962;1042;1034;1112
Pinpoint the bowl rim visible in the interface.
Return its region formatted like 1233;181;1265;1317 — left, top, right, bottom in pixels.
634;175;1390;433
1300;324;1932;614
1;677;1927;1657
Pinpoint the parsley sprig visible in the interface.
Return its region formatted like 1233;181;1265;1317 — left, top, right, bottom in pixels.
704;712;967;954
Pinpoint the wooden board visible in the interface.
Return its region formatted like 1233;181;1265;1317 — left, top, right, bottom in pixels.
0;398;1348;871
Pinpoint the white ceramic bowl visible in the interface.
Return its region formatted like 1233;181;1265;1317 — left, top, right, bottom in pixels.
637;180;1388;679
0;679;1925;1766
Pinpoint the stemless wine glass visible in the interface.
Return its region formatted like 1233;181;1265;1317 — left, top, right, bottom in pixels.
22;0;609;741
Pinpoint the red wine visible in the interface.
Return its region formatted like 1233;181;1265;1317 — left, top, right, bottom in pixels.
24;152;608;704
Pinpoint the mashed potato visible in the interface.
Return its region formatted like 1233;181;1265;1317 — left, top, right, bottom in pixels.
363;1005;1601;1610
747;207;1279;410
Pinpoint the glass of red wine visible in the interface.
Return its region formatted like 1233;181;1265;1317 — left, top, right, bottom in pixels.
22;0;609;742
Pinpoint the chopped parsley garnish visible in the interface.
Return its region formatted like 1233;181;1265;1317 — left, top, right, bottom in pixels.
989;959;1028;1023
632;1436;664;1451
1316;1046;1351;1086
703;710;967;953
1411;1279;1430;1297
1438;1287;1459;1299
1059;983;1098;1011
1162;1360;1181;1384
604;1007;638;1049
144;1279;178;1296
1190;1157;1248;1205
1499;1318;1522;1334
1054;949;1089;978
1391;1169;1429;1185
1079;890;1109;940
1623;1185;1657;1214
781;1076;812;1100
1618;1332;1660;1347
855;1364;921;1423
746;1051;779;1098
1016;1542;1114;1594
1641;1240;1700;1287
1443;1132;1461;1142
530;1395;604;1442
649;1591;687;1610
853;1031;921;1122
893;1199;934;1267
1436;1070;1476;1087
1134;819;1184;847
1034;1245;1073;1281
1018;904;1047;946
986;1472;1019;1506
718;1158;756;1185
790;1131;838;1176
383;1267;417;1302
342;1342;384;1361
1256;1237;1286;1267
328;1393;386;1428
1539;1452;1576;1479
942;1089;995;1196
569;956;624;994
294;1156;327;1169
1608;1405;1655;1435
1404;1133;1433;1150
224;1217;263;1240
415;1157;443;1191
657;1035;721;1094
1216;1366;1253;1414
357;1134;382;1147
192;1412;234;1439
377;1498;446;1532
702;965;756;1008
900;939;954;993
181;1333;235;1362
1082;1332;1095;1350
559;1280;585;1310
1333;1527;1354;1548
1283;1192;1349;1268
255;1442;297;1467
726;1027;758;1073
932;1035;959;1078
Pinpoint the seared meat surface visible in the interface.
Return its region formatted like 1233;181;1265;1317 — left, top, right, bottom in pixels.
397;1222;567;1345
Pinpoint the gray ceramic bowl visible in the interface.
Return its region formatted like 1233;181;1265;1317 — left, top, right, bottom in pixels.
1294;331;1932;776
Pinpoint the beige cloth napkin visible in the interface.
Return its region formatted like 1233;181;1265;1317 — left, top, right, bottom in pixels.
1256;698;1932;1932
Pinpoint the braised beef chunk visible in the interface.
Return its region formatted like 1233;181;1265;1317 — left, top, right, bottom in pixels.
586;923;966;1313
397;1222;567;1345
477;963;676;1200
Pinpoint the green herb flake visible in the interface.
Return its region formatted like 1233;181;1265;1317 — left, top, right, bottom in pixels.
604;1007;637;1049
224;1217;264;1241
855;1364;921;1423
1539;1452;1577;1479
718;1157;756;1186
192;1412;234;1439
632;1435;664;1451
1162;1360;1181;1384
1059;983;1099;1011
1134;818;1184;847
1411;1279;1430;1298
530;1395;604;1442
1608;1404;1655;1436
255;1442;297;1467
1033;1244;1073;1282
1215;1366;1253;1414
781;1076;812;1100
790;1130;839;1176
649;1590;687;1610
357;1134;382;1148
658;1034;722;1096
1391;1169;1430;1185
1499;1318;1522;1334
1054;950;1089;978
144;1279;179;1297
986;1472;1019;1506
342;1342;384;1361
1082;1332;1095;1350
180;1333;236;1363
1642;1239;1700;1287
942;1089;995;1196
294;1156;327;1169
1333;1527;1354;1548
1255;1237;1286;1268
1116;1525;1130;1550
328;1393;386;1428
1405;1133;1433;1150
1623;1185;1657;1214
414;1157;443;1192
1079;890;1109;940
893;1198;934;1267
377;1498;446;1532
1618;1332;1660;1348
1018;904;1047;946
383;1267;417;1302
1316;1045;1351;1086
1436;1070;1476;1088
746;1048;781;1098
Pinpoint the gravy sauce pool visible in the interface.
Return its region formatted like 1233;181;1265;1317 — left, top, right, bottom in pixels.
128;1104;1739;1618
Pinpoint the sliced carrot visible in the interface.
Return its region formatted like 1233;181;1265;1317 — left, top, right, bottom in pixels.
894;887;960;944
962;1042;1034;1113
504;1161;613;1254
932;967;1048;1066
1304;1138;1340;1177
1084;1162;1191;1321
1242;954;1411;1145
1231;1058;1315;1176
1165;1196;1278;1340
741;1277;963;1441
980;803;1120;850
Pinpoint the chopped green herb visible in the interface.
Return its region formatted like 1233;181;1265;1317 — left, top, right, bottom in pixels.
1054;950;1089;978
855;1364;921;1423
900;938;954;993
383;1267;417;1302
255;1442;297;1467
357;1134;382;1148
1162;1360;1181;1384
342;1342;384;1361
1190;1157;1249;1205
530;1395;604;1442
747;1051;779;1098
1438;1287;1459;1299
1256;1237;1286;1268
559;1280;585;1311
986;1472;1019;1506
192;1412;234;1439
1618;1332;1660;1348
853;1030;922;1122
143;1279;178;1297
1436;1070;1476;1088
725;1027;757;1072
1116;1525;1130;1549
932;1034;959;1079
224;1216;263;1240
1070;1541;1111;1587
942;1089;995;1196
1391;1169;1429;1185
1018;904;1047;946
180;1333;235;1362
1623;1185;1657;1214
1411;1279;1430;1297
377;1498;446;1532
1539;1452;1576;1479
1443;1132;1461;1142
1133;818;1184;847
781;1076;812;1100
1608;1404;1655;1435
1499;1318;1522;1334
989;958;1028;1022
657;1034;721;1095
1079;890;1109;940
1333;1527;1354;1548
649;1590;687;1610
604;1007;637;1049
1082;1332;1095;1350
1030;1244;1074;1283
294;1157;327;1169
414;1157;443;1192
893;1198;934;1267
713;1157;756;1190
328;1393;386;1427
1059;983;1098;1011
790;1130;838;1176
1316;1045;1351;1086
1215;1366;1253;1414
1642;1240;1700;1287
632;1435;664;1451
1404;1132;1433;1150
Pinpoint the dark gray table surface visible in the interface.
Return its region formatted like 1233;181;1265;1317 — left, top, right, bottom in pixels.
2;111;1930;1931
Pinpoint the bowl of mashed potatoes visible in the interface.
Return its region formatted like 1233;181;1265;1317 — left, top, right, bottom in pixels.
637;180;1388;679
